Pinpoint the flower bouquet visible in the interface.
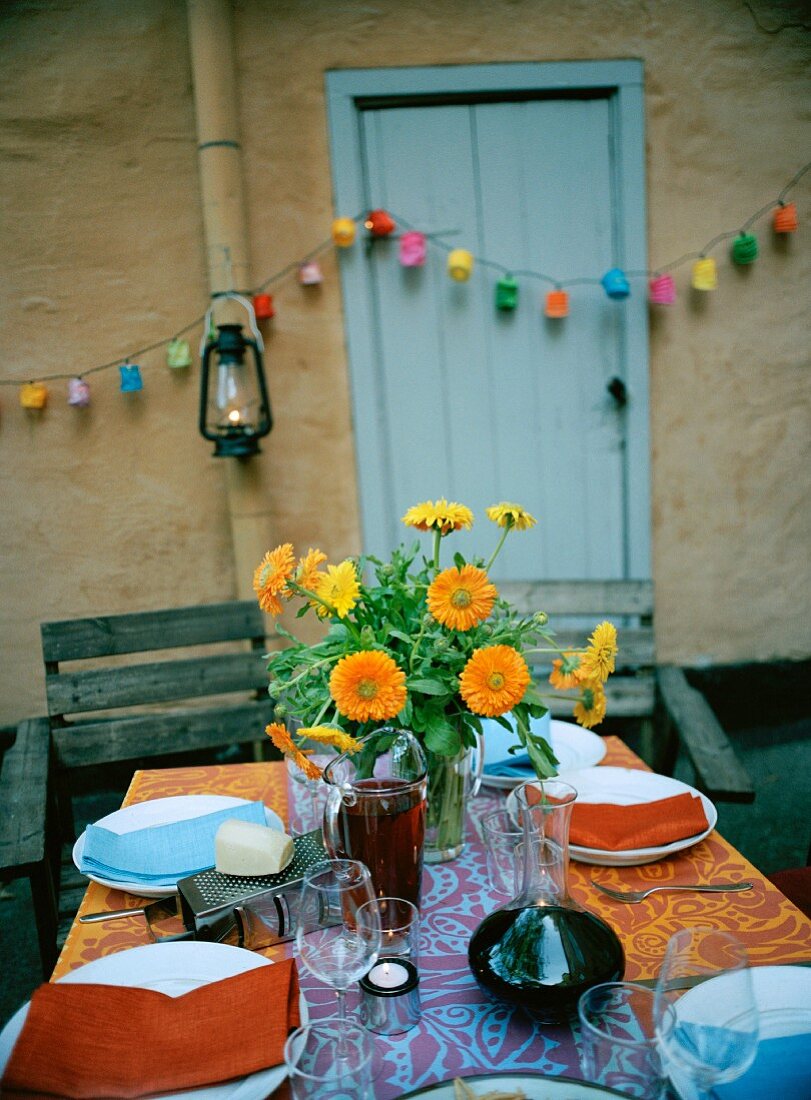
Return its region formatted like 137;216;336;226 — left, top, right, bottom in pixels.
254;499;617;860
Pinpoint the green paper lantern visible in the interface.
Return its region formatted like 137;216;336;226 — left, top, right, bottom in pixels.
167;338;192;370
731;233;758;265
496;275;518;311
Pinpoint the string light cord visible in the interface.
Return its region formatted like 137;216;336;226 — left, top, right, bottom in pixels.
1;160;807;388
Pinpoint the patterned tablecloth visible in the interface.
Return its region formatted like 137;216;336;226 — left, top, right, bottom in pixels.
53;738;811;1098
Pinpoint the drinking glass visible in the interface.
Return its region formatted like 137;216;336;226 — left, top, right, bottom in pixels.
284;1020;375;1099
285;727;337;834
295;859;381;1023
359;896;420;962
479;808;523;897
579;982;674;1099
653;927;759;1097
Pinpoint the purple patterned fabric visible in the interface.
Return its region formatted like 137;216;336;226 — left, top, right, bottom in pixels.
291;781;585;1097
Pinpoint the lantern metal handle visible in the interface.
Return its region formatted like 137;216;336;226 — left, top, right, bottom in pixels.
199;292;264;358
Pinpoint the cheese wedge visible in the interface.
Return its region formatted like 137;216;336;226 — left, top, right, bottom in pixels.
214;818;294;876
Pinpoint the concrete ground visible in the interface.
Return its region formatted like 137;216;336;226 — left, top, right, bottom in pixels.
2;691;810;1031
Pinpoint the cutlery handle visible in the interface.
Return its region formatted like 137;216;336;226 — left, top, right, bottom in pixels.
79;907;145;923
672;882;753;893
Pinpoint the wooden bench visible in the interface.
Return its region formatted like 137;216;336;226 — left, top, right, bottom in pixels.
1;599;278;971
499;579;755;804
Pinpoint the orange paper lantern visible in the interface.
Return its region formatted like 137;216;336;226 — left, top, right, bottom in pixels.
20;381;48;409
365;209;396;237
773;202;798;233
545;289;569;318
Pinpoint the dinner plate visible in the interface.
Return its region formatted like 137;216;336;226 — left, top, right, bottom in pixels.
72;795;285;897
667;965;811;1100
507;767;717;866
480;718;607;790
398;1071;628;1098
0;941;304;1100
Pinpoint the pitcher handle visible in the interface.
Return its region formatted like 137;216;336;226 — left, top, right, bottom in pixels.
323;782;350;858
470;729;485;798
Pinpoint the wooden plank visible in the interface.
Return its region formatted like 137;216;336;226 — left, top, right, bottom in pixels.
54;699;275;768
656;666;754;803
527;627;654;669
0;717;50;873
41;601;265;662
546;674;655;719
499;579;653;616
45;652;269;715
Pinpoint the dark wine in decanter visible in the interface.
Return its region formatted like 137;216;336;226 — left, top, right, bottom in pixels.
468;779;624;1024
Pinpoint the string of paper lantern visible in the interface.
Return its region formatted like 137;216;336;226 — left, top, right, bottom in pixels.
1;159;807;414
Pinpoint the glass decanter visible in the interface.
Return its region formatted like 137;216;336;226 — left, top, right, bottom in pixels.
468;778;625;1024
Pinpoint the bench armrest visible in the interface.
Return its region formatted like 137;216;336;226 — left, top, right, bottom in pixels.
656;666;754;804
0;716;51;876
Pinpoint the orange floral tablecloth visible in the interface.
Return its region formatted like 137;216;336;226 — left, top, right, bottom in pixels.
52;739;811;982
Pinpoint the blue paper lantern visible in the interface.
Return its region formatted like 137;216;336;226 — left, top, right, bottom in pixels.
601;268;631;300
119;364;143;393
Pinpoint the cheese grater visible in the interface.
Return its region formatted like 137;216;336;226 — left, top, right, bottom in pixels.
176;827;327;942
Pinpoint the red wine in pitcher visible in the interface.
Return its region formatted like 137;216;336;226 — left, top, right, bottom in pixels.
336;777;425;908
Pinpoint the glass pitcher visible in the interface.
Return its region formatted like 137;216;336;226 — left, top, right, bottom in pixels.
323;727;428;908
468;778;625;1023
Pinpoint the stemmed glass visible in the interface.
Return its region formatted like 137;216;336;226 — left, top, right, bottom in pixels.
653;927;759;1098
295;858;381;1024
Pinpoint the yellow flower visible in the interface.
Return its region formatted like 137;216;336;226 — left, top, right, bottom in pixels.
298;726;362;755
265;722;321;780
427;564;497;631
253;544;296;615
314;560;361;618
296;547;327;591
402;498;474;535
549;652;583;690
573;679;607;729
330;650;407;723
579;621;618;681
486;502;537;530
459;645;531;717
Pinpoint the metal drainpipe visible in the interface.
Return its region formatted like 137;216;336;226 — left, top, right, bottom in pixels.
186;0;273;606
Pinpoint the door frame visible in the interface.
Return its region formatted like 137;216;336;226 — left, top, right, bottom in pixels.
325;60;650;578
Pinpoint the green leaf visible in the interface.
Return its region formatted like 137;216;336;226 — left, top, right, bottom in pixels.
407;677;450;696
424;721;462;755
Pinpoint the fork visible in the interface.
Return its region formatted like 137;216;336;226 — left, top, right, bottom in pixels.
591;880;754;903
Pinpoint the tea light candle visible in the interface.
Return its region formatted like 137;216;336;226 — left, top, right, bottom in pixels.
366;960;409;990
359;957;421;1035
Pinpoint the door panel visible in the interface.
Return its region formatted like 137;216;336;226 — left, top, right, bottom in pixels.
327;63;649;581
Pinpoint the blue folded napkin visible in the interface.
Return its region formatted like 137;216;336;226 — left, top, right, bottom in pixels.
677;1022;811;1100
80;800;268;886
483;754;534;777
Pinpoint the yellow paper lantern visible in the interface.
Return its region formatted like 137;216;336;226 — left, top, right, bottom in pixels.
691;256;717;291
448;249;474;282
20;381;48;409
332;217;356;247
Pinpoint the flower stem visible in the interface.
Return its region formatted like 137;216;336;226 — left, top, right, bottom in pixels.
485;521;512;572
432;528;442;570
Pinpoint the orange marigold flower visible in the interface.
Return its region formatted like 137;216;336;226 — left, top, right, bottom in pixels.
459;645;531;717
296;548;327;592
265;722;321;780
549;652;583;690
579;621;618;682
253;544;296;615
329;650;407;723
427;564;497;631
572;679;607;729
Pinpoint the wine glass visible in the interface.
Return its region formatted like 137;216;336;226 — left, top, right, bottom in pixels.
295;858;381;1023
653;927;759;1098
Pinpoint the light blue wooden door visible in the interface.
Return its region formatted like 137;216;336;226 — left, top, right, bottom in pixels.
326;62;649;581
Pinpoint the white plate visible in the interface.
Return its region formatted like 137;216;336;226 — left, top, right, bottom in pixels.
507;767;717;866
399;1072;628;1097
73;795;285;897
480;719;607;790
667;965;811;1100
0;941;304;1100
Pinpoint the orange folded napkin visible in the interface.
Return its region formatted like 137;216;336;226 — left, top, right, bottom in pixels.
1;958;300;1099
570;792;710;851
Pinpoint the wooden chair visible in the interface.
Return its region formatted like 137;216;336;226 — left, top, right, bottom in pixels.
1;599;278;971
499;579;754;804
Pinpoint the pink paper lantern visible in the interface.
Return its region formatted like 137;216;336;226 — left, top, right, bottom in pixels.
648;273;676;305
399;231;427;267
298;261;324;286
67;377;91;407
